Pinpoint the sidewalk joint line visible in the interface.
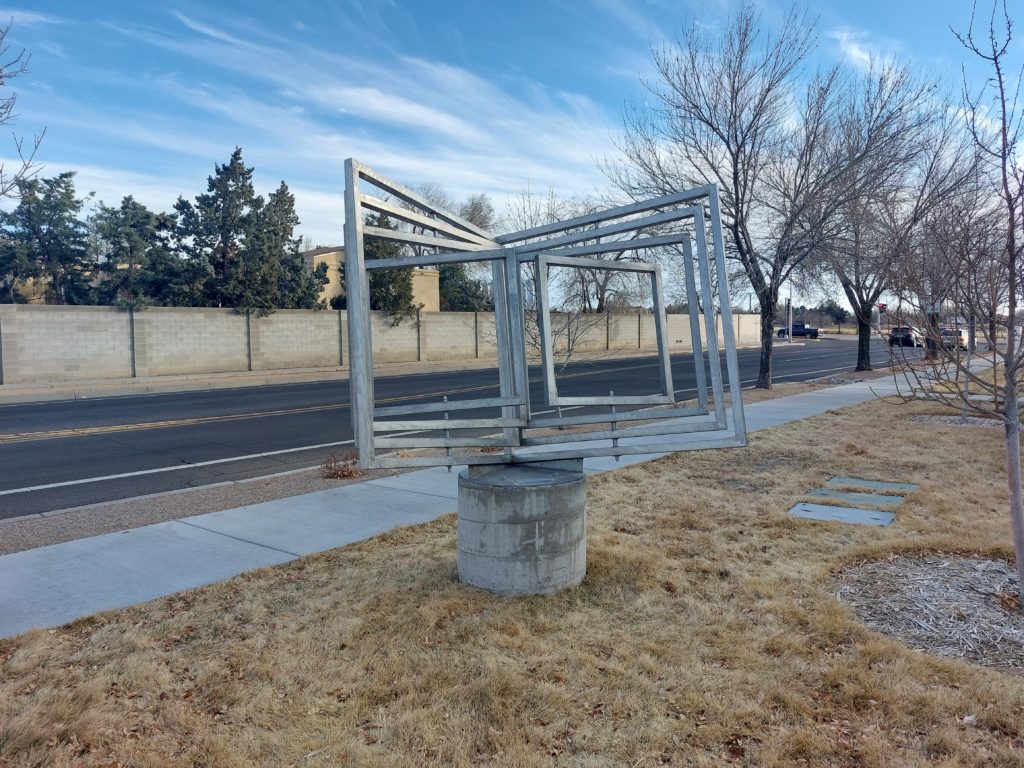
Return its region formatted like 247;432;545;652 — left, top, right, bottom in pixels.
175;519;301;559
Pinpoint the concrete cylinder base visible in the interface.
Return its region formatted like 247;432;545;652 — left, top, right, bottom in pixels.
457;462;587;596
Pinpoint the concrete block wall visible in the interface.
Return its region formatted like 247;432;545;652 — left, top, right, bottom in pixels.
607;314;641;351
370;311;419;363
422;312;478;362
0;305;763;385
134;308;248;377
250;310;343;370
0;305;133;383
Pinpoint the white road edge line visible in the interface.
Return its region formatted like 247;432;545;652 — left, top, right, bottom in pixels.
0;361;867;498
0;439;356;497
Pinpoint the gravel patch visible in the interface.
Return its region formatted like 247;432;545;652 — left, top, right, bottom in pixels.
836;555;1023;674
906;414;1003;429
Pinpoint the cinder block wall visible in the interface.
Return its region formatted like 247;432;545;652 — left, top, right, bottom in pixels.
0;305;761;385
0;305;133;383
370;311;419;363
134;308;248;377
607;313;641;351
422;312;477;361
251;310;343;370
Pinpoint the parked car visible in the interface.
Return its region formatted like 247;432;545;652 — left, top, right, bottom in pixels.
777;322;820;339
888;326;924;347
940;327;969;350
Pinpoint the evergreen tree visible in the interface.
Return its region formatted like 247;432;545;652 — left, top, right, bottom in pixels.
174;150;326;311
265;182;327;309
91;196;169;307
439;263;493;311
0;172;94;304
333;213;417;318
174;148;259;308
365;213;417;317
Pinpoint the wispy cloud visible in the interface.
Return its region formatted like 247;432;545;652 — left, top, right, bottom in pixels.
828;28;902;70
0;9;69;26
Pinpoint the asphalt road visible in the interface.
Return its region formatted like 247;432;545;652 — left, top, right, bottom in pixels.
0;337;890;519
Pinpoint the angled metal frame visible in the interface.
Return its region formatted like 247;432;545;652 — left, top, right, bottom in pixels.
534;254;674;407
343;159;746;469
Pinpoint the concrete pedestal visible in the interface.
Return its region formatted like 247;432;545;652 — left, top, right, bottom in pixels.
457;462;587;595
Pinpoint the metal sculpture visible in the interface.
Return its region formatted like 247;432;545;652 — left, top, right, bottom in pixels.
342;158;746;471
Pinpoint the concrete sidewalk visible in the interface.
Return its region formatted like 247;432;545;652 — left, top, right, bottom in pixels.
0;378;899;638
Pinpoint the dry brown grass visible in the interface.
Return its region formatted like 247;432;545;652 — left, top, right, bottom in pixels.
2;398;1023;767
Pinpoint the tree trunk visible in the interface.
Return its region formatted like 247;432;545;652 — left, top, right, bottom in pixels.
1004;385;1024;601
855;313;873;371
757;306;774;389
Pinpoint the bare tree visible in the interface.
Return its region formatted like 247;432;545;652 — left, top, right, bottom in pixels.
827;104;978;370
894;1;1024;600
608;4;933;388
0;21;42;199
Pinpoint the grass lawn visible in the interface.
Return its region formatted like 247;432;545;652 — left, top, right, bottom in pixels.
1;397;1022;767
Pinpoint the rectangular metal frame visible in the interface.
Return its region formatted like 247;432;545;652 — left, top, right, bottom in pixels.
533;254;674;407
343;159;746;469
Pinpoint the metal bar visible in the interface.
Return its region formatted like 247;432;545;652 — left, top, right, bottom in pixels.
343;159;376;468
375;436;518;448
534;257;559;404
650;265;676;399
513;208;697;254
707;186;747;443
373;418;526;431
497;187;715;244
362;226;494;252
373;396;522;418
546;393;676;407
535;253;661;273
515;233;688;261
364;248;508;271
491;256;517;455
504;247;531;436
521;416;722;445
509;433;746;463
693;208;727;430
527;404;707;429
370;453;508;469
359;193;496;247
682;237;709;410
355;161;495;241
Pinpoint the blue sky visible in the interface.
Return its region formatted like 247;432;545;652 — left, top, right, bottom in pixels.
2;0;1011;246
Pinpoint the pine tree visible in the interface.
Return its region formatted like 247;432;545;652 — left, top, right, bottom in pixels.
92;196;164;308
173;148;258;308
0;172;94;304
365;213;417;317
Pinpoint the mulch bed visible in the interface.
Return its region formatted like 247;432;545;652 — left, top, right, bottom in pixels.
836;554;1023;674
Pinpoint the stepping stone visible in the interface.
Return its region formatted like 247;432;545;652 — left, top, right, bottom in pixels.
825;476;918;492
805;488;905;507
788;503;895;527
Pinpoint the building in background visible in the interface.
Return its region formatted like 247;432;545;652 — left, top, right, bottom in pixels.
301;246;439;311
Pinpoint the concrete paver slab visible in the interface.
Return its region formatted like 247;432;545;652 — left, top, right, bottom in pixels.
826;476;919;492
788;502;896;527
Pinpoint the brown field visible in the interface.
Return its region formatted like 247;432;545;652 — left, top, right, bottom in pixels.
1;397;1022;767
